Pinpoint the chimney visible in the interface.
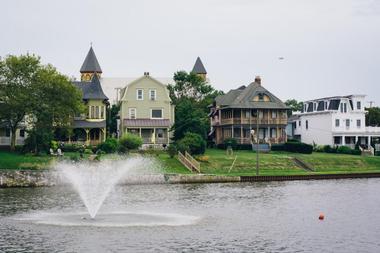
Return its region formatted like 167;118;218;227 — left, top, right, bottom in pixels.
255;76;261;85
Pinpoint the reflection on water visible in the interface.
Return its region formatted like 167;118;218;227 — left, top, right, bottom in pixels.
1;179;380;252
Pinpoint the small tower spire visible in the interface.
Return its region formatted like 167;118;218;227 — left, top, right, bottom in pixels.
192;57;207;80
80;46;102;82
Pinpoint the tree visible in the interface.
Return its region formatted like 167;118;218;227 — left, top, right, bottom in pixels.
107;103;120;137
168;71;223;141
0;54;84;152
0;54;40;151
285;99;303;116
27;65;84;152
366;107;380;126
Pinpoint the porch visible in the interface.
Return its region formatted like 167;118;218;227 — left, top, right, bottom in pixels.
126;127;169;145
216;126;287;145
333;135;380;149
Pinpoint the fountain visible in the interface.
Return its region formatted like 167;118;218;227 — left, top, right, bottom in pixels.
57;156;150;218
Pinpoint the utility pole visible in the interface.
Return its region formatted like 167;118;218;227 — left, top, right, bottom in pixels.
256;109;259;176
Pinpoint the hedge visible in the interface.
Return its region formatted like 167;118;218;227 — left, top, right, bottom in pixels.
284;142;313;154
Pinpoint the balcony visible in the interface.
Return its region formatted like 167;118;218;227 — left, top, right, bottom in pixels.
216;117;287;126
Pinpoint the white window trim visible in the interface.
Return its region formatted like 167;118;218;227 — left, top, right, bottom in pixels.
136;89;144;100
150;108;163;119
149;89;157;101
129;108;137;119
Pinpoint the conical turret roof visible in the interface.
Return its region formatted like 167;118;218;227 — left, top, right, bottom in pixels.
192;57;207;74
80;47;102;73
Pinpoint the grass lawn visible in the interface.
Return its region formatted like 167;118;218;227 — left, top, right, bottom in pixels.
0;151;91;170
1;149;380;176
158;149;380;176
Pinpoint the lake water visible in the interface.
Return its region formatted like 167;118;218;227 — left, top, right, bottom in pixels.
1;179;380;252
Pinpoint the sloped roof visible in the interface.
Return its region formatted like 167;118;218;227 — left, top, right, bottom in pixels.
124;119;171;127
80;47;102;73
215;82;288;109
73;74;108;100
192;57;207;74
73;120;106;128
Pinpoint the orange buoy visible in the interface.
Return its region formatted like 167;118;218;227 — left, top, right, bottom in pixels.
319;213;325;220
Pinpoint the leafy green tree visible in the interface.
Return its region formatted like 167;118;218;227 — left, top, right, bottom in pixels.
107;103;120;137
285;99;303;116
168;71;223;141
0;54;84;152
27;65;84;152
366;107;380;126
0;54;40;151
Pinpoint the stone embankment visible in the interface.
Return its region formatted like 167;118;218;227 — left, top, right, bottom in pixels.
1;170;380;188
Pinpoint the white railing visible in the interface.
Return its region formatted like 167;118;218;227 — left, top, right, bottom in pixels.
0;137;11;145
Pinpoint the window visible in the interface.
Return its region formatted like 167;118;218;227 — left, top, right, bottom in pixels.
299;121;301;127
357;101;361;110
346;119;350;127
271;111;277;119
344;103;347;113
19;129;25;138
100;106;104;119
259;111;264;118
136;89;143;100
314;103;317;111
157;129;164;138
149;90;156;101
5;128;10;137
270;128;277;138
357;119;361;127
335;119;340;127
90;106;95;119
306;120;309;130
95;106;99;119
129;108;136;119
151;109;163;119
340;103;343;113
258;93;264;101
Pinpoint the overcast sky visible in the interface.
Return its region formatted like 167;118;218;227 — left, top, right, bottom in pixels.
1;0;380;105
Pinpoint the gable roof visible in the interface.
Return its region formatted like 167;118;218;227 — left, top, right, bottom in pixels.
192;57;207;74
73;74;108;100
215;82;288;109
80;47;102;73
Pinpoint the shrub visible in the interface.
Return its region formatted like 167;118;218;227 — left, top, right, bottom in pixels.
323;145;337;153
62;144;80;152
271;144;285;151
223;138;238;150
119;133;143;151
97;138;119;153
337;146;361;155
167;144;177;158
284;142;313;154
177;132;206;155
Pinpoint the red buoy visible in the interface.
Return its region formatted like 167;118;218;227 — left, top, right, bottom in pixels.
319;213;325;220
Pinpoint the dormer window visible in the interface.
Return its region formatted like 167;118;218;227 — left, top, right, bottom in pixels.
357;101;361;110
258;93;264;101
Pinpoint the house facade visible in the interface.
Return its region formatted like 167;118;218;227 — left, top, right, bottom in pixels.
288;95;380;149
119;72;175;146
0;122;27;147
209;76;288;146
70;47;109;146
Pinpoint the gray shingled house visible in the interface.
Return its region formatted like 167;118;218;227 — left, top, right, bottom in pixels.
209;76;289;146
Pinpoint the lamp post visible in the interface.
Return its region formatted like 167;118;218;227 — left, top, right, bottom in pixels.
256;109;259;176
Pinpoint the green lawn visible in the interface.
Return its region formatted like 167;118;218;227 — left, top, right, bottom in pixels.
1;149;380;176
158;149;380;176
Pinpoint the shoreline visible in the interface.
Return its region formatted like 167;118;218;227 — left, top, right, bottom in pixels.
1;170;380;188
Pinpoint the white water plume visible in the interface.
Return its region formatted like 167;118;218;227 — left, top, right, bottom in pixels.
56;156;155;218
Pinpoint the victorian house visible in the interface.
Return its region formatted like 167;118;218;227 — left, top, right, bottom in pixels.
71;47;109;145
209;77;288;146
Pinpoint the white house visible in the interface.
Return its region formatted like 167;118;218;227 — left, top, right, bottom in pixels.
288;95;380;149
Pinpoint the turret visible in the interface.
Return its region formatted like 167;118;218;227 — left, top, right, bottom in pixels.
80;46;102;81
192;57;207;80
